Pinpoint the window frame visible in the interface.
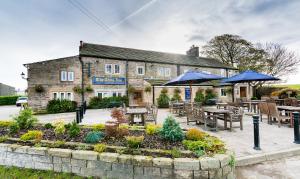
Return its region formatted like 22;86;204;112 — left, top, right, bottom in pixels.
105;64;113;74
221;88;227;96
114;64;120;74
60;71;67;81
136;66;145;75
164;68;171;77
67;71;74;81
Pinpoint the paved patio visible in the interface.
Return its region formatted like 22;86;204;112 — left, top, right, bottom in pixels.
1;106;299;158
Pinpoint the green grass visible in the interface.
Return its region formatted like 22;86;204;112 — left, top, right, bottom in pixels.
0;166;88;179
272;84;300;89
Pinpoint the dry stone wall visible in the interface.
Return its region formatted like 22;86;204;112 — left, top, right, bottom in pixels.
0;143;235;179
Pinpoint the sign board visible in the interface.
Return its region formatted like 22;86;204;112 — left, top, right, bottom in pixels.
185;88;191;100
92;77;126;85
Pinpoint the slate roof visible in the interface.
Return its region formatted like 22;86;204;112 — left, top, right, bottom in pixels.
80;42;235;69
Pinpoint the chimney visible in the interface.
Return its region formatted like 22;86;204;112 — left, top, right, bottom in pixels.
79;41;83;50
186;45;199;57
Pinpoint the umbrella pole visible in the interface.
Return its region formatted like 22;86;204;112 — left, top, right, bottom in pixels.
190;84;193;107
232;84;235;102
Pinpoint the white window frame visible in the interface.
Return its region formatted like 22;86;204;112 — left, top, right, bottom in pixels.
95;89;125;98
60;92;65;100
53;92;58;100
220;69;226;77
114;64;120;74
67;71;74;81
136;66;145;75
105;64;112;74
60;71;67;81
66;92;73;101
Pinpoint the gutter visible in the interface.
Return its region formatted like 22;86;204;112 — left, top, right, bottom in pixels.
79;42;85;105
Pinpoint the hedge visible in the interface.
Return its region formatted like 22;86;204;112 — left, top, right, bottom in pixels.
0;96;20;105
46;99;77;114
88;96;128;109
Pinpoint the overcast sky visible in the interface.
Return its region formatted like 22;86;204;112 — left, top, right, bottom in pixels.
1;0;300;90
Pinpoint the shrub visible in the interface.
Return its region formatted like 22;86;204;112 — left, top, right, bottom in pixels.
73;85;83;94
111;108;127;124
186;128;206;141
85;85;94;93
0;121;14;128
157;92;170;108
105;122;118;137
146;124;161;135
0;95;20;105
183;136;226;155
13;108;37;129
84;131;105;144
46;100;77;114
44;123;53;129
50;140;65;148
94;143;106;153
9;123;19;134
144;86;152;93
125;136;144;148
117;124;129;138
20;130;43;142
204;88;217;104
53;120;66;136
64;123;72;130
93;124;105;131
194;89;205;103
160;116;184;142
171;88;182;101
0;135;8;143
68;122;80;138
170;148;182;158
88;96;129;109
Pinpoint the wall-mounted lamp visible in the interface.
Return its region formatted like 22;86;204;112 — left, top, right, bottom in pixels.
21;72;29;80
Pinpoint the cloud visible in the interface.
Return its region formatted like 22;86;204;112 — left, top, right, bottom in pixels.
0;0;300;90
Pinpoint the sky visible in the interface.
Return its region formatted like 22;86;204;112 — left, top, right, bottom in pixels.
0;0;300;91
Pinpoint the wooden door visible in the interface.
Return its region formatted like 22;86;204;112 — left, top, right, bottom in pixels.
240;87;247;98
133;91;143;105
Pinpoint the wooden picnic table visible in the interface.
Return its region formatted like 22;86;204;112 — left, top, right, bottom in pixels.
277;106;300;127
126;108;148;126
216;102;228;109
243;100;266;113
203;108;230;130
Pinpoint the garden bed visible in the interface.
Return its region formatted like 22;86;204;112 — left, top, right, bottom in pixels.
0;108;227;159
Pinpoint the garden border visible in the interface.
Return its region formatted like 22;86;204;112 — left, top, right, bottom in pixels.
0;143;235;179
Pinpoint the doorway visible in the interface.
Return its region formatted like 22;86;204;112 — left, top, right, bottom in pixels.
240;87;247;98
133;90;143;105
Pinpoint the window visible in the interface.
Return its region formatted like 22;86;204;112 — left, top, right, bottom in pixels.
95;90;125;98
137;66;144;75
53;92;58;100
221;89;226;96
164;68;171;77
220;69;226;77
68;72;74;81
158;67;171;77
66;92;73;100
114;64;120;74
61;71;67;81
60;92;65;100
105;64;112;74
202;70;212;74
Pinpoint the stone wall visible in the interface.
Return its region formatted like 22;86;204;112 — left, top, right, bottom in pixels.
0;144;235;179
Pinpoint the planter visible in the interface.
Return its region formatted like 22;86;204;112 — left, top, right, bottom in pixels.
0;143;235;179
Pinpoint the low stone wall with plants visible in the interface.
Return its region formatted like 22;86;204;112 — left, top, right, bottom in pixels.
0;144;235;179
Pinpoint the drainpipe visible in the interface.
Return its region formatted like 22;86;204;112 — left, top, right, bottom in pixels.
79;41;85;105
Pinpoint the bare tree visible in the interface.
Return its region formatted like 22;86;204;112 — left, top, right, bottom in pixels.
257;43;300;78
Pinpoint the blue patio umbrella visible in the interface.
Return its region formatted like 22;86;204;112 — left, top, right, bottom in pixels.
164;70;224;102
221;70;280;100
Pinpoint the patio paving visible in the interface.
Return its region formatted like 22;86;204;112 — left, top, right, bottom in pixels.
1;106;299;158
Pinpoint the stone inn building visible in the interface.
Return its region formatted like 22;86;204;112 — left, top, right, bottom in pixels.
24;41;250;111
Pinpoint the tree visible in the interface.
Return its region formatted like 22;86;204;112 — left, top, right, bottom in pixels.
257;43;300;78
201;34;266;72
